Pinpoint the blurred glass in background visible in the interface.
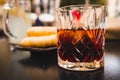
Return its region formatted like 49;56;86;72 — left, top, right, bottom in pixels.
3;0;31;44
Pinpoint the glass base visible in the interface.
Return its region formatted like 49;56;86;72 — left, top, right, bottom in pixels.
58;58;104;71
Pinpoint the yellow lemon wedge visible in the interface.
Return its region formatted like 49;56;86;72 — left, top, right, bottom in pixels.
9;8;19;16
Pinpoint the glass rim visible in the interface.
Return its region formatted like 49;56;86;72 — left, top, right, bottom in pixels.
57;4;105;11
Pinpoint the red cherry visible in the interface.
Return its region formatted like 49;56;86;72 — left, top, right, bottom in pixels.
72;10;81;20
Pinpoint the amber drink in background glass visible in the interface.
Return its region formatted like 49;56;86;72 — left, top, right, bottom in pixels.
56;5;105;71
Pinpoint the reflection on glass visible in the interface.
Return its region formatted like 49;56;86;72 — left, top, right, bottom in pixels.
59;67;104;80
19;53;57;70
17;53;59;80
